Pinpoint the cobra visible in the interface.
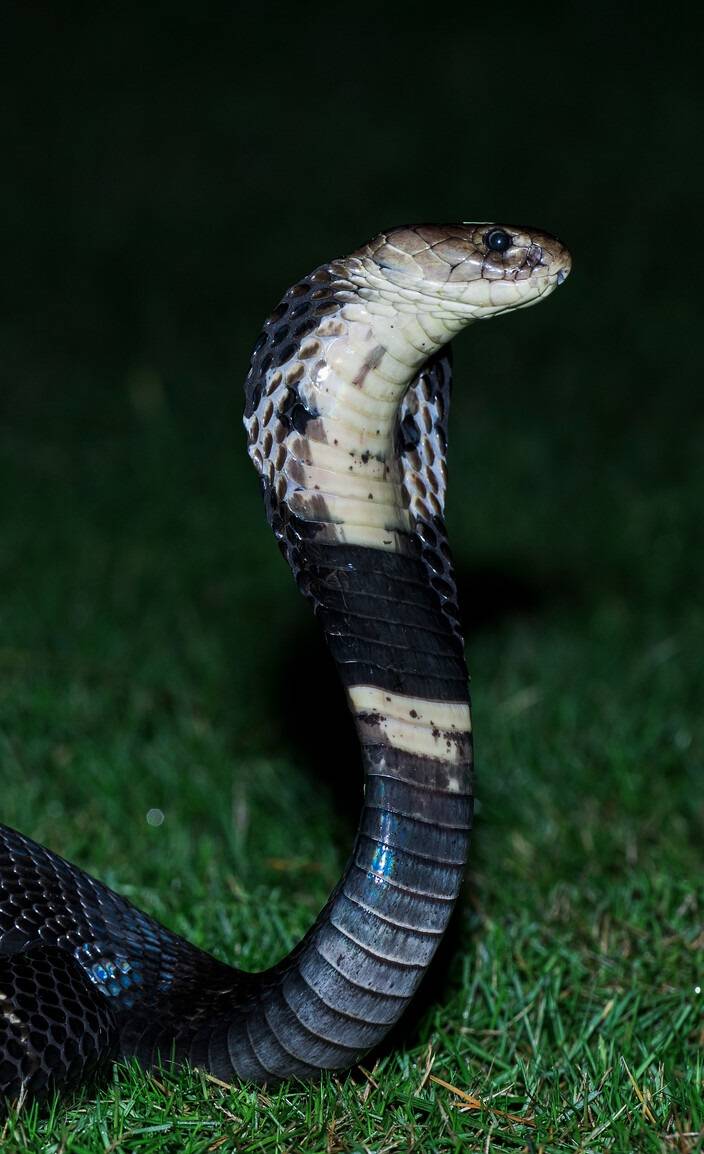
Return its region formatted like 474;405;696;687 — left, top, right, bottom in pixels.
0;223;571;1101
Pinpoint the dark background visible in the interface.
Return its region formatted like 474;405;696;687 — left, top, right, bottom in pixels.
2;7;700;421
0;3;701;825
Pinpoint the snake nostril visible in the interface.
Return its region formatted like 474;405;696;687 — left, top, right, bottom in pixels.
556;268;568;285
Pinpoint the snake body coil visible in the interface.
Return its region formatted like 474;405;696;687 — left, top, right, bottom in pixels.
0;223;570;1101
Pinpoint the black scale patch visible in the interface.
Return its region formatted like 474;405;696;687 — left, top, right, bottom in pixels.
395;350;463;645
258;493;469;700
243;263;343;428
0;947;116;1101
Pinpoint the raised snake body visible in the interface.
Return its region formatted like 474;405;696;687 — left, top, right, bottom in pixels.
0;223;570;1101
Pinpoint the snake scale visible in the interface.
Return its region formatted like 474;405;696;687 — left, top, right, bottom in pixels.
0;223;570;1103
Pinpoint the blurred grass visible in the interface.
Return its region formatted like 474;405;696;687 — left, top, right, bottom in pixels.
1;4;702;1151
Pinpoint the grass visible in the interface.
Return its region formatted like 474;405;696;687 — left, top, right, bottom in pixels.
0;359;701;1153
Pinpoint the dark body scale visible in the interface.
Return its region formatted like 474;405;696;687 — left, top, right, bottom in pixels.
0;265;472;1102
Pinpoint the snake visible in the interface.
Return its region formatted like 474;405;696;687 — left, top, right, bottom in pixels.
0;222;571;1103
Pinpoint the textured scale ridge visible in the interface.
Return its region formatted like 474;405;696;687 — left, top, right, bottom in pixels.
0;222;570;1104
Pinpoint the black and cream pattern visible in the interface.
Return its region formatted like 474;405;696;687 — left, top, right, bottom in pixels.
0;223;570;1101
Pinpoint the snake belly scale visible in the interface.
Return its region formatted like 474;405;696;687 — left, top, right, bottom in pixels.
0;223;570;1101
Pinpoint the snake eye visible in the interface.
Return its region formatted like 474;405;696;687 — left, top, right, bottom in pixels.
485;228;512;253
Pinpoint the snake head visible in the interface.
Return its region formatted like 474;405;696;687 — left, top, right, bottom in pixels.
349;223;572;319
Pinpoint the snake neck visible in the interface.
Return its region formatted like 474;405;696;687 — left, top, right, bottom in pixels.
244;262;466;548
244;262;472;787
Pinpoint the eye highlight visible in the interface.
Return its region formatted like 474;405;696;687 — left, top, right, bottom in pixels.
485;228;512;253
